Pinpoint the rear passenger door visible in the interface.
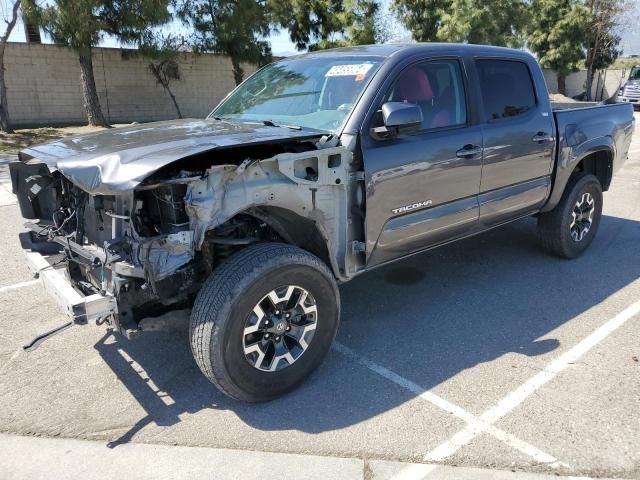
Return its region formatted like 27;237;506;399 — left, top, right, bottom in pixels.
474;59;556;227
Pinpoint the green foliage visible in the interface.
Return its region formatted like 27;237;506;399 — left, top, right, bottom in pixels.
526;0;589;76
271;0;347;50
178;0;271;84
588;30;621;71
23;0;171;126
393;0;524;47
345;0;383;46
22;0;171;51
583;0;624;99
138;32;186;61
137;33;187;118
140;33;184;86
612;57;640;70
391;0;448;42
437;0;526;47
271;0;383;51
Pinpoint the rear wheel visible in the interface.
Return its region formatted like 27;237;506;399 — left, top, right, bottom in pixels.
190;243;340;402
538;173;603;258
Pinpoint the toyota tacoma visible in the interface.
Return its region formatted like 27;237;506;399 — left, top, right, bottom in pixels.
10;44;636;401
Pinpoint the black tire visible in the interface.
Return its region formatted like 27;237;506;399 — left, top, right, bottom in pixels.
538;173;603;258
190;243;340;402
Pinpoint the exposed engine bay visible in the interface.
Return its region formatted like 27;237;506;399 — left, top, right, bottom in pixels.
10;135;365;336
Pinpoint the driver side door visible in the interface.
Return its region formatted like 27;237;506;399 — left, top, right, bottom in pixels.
362;57;483;267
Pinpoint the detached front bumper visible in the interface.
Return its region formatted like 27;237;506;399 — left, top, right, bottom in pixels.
25;250;117;324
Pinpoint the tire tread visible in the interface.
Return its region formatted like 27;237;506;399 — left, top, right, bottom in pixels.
189;242;337;401
538;173;602;258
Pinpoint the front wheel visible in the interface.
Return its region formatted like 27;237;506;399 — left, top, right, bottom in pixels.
538;173;603;258
190;243;340;402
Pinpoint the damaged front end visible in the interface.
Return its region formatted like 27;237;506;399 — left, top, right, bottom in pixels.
10;160;201;335
10;136;364;338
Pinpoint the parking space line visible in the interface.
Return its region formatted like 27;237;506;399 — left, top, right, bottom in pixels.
476;297;640;425
391;296;640;477
333;342;560;465
117;349;176;406
388;463;437;480
0;280;39;294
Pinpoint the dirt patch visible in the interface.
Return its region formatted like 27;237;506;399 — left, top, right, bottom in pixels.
0;124;132;154
549;93;576;103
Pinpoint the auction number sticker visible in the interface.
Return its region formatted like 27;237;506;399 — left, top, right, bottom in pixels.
325;63;374;77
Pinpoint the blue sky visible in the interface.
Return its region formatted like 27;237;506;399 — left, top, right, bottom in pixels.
2;0;639;57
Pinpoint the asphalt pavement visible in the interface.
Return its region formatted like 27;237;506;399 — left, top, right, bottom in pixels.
0;115;638;479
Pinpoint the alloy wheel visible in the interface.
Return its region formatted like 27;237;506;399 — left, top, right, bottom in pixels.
242;285;318;372
570;192;595;242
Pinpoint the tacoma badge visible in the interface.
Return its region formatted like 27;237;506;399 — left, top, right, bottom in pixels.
392;200;433;215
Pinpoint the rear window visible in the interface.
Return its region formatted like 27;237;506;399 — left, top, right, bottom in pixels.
476;60;536;121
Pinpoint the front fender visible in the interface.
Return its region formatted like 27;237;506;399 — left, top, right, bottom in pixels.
183;147;356;280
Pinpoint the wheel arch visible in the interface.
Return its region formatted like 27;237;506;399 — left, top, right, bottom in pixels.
573;149;613;191
242;206;337;277
542;138;614;213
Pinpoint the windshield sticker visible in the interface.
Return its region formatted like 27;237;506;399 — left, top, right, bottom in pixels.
325;64;374;78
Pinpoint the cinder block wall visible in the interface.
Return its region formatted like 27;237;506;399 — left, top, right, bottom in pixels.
4;43;256;127
542;68;625;99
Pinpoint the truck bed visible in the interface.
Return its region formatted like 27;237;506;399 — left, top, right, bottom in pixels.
550;101;600;110
542;101;636;213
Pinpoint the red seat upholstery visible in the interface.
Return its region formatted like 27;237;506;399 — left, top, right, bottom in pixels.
394;67;434;103
393;67;452;128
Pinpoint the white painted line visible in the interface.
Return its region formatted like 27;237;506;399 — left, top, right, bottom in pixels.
479;297;640;426
0;183;16;206
0;279;39;294
416;297;640;471
333;342;560;465
117;349;175;406
0;349;22;376
388;463;437;480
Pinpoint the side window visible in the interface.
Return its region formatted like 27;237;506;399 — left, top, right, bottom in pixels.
376;59;467;130
476;60;536;121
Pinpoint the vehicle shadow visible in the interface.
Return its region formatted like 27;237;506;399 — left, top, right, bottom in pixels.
95;214;640;445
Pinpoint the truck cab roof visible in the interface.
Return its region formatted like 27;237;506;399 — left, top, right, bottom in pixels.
286;43;534;62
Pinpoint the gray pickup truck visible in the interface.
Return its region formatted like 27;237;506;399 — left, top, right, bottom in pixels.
10;44;635;402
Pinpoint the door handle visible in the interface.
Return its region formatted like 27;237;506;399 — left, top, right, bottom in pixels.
532;132;555;143
456;145;483;158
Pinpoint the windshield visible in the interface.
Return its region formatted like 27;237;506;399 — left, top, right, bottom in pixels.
630;66;640;81
210;56;384;132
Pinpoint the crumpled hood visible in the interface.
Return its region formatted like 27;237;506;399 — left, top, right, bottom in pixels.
20;118;321;195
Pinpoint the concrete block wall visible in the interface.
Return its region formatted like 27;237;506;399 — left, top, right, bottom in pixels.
542;68;626;99
4;43;256;127
4;43;629;127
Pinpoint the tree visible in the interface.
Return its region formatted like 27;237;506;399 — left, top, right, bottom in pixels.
178;0;271;85
345;0;383;45
0;0;21;133
526;0;589;95
140;33;186;119
436;0;526;47
23;0;171;127
391;0;449;42
271;0;384;51
270;0;346;50
583;0;624;100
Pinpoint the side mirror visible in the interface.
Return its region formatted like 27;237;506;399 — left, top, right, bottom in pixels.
371;102;423;139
